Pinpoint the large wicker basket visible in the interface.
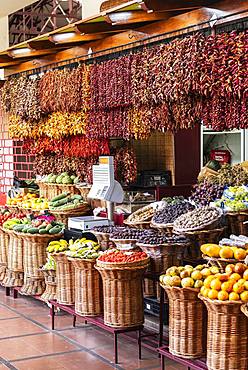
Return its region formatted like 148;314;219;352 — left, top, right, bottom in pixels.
226;210;248;235
15;232;61;296
40;269;57;302
52;253;75;305
179;228;225;260
38;182;80;200
241;304;248;318
200;296;248;370
0;227;9;282
2;229;24;287
162;286;207;359
70;258;103;316
137;242;189;299
202;255;244;273
96;258;149;327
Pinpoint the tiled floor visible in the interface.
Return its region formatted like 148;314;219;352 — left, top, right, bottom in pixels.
0;288;186;370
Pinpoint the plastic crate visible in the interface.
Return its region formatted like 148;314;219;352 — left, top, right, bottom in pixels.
144;297;169;324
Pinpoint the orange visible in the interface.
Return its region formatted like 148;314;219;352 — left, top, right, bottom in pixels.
234;248;246;261
240;291;248;303
201;268;211;278
204;275;215;288
208;289;218;300
225;264;235;274
229;292;240;301
219;247;233;259
230;273;241;282
202;288;210;298
216;273;229;282
221;281;233;293
244;281;248;290
233;282;245;294
205;245;220;258
243;269;248;281
217;291;229;301
200;286;206;296
210;278;222;291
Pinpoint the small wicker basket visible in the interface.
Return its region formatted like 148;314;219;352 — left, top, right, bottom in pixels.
38;182;80;200
200;296;248;370
162;285;207;359
50;203;91;226
2;229;24;287
96;258;149;327
15;232;62;296
70;258;103;316
226;210;248;235
52;253;75;305
0;227;9;282
202;255;244;273
40;269;57;302
241;304;248;318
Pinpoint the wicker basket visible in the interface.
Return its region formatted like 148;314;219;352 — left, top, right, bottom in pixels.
16;232;61;296
40;269;57;302
226;210;248;235
70;258;103;316
124;220;151;229
2;229;24;287
50;203;91;226
202;255;243;273
200;296;248;370
162;286;207;359
150;221;174;235
95;259;149;327
179;228;225;260
76;186;91;202
138;242;189;299
38;182;80;200
241;304;248;318
0;227;9;282
52;253;75;305
93;231;116;251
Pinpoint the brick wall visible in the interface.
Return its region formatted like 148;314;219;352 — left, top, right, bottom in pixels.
13;140;35;180
0;107;14;193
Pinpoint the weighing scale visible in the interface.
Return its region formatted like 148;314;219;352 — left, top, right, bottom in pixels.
68;156;124;232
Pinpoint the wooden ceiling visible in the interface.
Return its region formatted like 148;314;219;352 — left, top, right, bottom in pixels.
1;0;247;75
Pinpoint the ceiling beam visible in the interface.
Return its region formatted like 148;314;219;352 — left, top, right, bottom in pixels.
142;0;218;11
74;21;145;34
8;48;58;59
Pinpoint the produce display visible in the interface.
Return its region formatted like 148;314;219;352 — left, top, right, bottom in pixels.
219;234;248;248
191;180;224;206
7;192;37;206
2;216;28;230
0;208;14;225
137;231;189;245
160;264;219;289
152;201;194;225
97;249;148;263
214;186;248;211
65;238;100;259
93;225;119;234
126;204;158;223
42;255;56;270
44;172;78;185
173;206;222;232
47;239;69;253
200;263;248;302
209;164;248;186
110;227;145;240
201;243;247;261
3;216;64;235
49;192;86;211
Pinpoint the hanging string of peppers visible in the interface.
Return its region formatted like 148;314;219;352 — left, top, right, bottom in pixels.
1;30;248;140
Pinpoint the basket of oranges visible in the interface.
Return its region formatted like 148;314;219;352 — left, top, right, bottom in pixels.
199;263;248;370
201;243;247;273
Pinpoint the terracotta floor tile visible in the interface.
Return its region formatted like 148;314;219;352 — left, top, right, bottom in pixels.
23;332;79;354
0;306;19;319
62;326;113;349
0;365;9;370
33;313;76;330
0;317;46;338
0;337;43;361
13;352;113;370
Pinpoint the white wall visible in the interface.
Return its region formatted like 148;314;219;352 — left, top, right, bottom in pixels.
81;0;103;18
0;16;8;51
